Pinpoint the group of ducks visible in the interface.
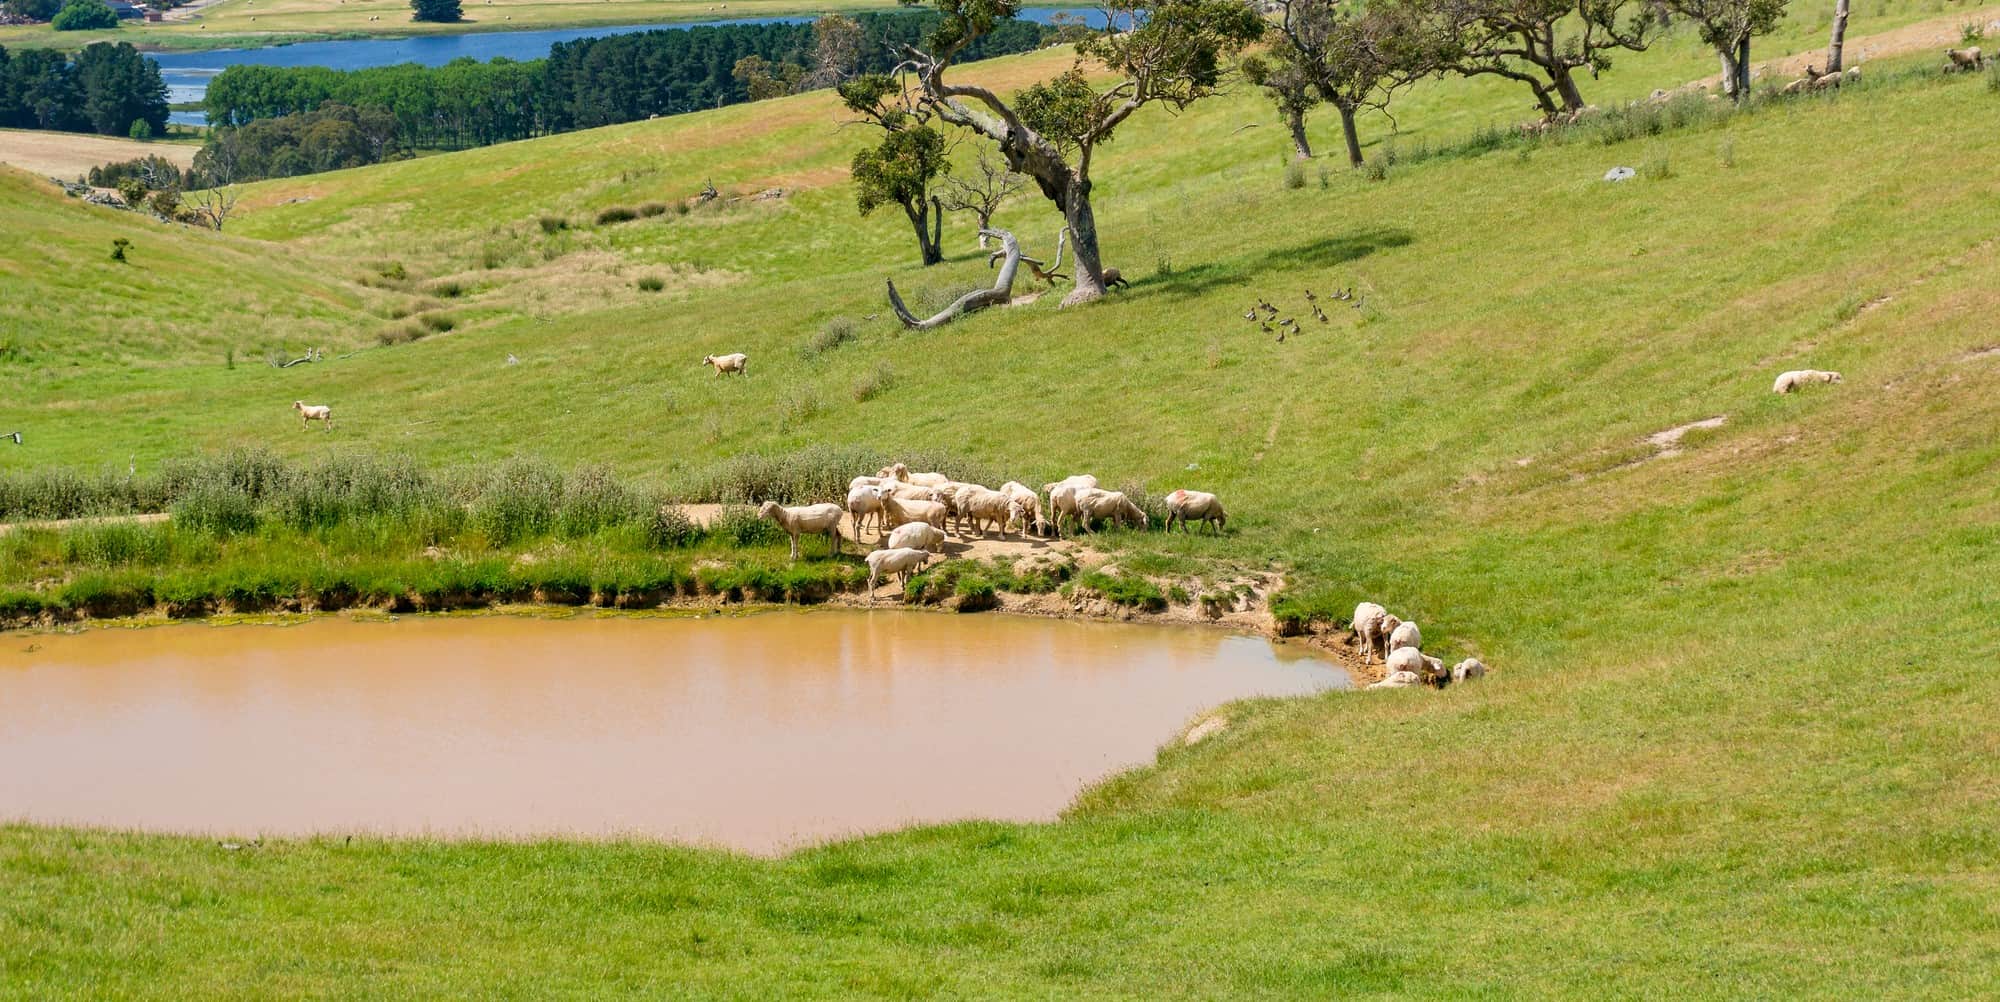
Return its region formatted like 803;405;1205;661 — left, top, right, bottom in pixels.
1241;288;1364;341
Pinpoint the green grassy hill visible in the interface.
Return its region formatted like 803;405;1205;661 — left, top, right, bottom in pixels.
3;13;1999;999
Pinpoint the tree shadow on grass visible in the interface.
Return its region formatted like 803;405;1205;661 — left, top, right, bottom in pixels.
1120;225;1415;301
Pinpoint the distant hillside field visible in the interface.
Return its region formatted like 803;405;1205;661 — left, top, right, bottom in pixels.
2;7;1999;998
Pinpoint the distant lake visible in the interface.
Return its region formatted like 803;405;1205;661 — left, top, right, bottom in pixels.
158;8;1111;126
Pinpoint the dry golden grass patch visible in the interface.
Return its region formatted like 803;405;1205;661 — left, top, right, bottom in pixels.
0;130;199;180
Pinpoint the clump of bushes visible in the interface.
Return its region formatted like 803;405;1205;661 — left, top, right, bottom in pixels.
428;279;465;299
802;316;857;358
851;362;895;402
638;202;669;218
378;321;425;345
537;215;570;234
684;444;1004;505
1075;570;1167;611
709;504;785;547
636;275;666;292
595;205;640;225
418;312;458;333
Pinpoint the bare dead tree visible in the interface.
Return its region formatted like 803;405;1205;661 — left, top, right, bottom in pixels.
187;185;240;231
1825;0;1850;73
887;229;1022;329
938;146;1025;249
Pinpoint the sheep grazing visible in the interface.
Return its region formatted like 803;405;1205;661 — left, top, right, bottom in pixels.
1945;47;1984;72
877;462;951;488
1366;670;1420;691
757;500;845;561
886;522;945;553
292;401;334;431
1164;489;1227;534
1069;487;1148;533
1045;477;1098;535
998;481;1047;535
874;487;949;534
1420;654;1449;688
1452;658;1488;684
701;353;748;376
864;547;932;603
1101;267;1131;290
1389;620;1422;655
1352;603;1398;664
1772;369;1842;394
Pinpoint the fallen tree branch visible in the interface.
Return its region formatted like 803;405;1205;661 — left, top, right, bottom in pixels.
887;228;1020;330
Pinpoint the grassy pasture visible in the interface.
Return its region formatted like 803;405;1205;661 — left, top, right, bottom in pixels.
2;14;2000;999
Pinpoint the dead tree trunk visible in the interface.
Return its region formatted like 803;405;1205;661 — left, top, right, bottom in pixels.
886;229;1020;330
1826;0;1850;74
1337;103;1363;167
1735;37;1751;99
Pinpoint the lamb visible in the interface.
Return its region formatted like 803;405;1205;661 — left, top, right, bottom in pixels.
999;481;1048;535
1389;620;1422;655
865;547;932;603
1352;603;1400;664
876;462;951;488
701;353;748;376
886;522;945;553
1366;670;1420;690
1163;489;1227;534
874;487;949;534
757;500;845;561
292;401;333;431
1772;369;1842;394
1069;487;1149;533
1945;47;1984;71
1451;658;1488;684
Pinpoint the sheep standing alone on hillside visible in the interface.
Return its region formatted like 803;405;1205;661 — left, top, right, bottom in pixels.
757;500;845;561
1773;369;1842;394
702;353;748;376
292;401;333;431
865;547;932;603
1164;489;1227;534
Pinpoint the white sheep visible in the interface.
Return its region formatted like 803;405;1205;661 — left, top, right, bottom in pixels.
1452;658;1488;683
877;462;951;488
886;522;945;553
1352;603;1401;664
875;486;949;534
1164;489;1227;534
1772;369;1842;394
1945;47;1984;71
1366;670;1420;690
846;482;888;538
701;353;748;376
932;481;990;534
757;500;845;561
953;485;1019;538
864;547;932;603
1389;620;1422;654
292;401;333;431
1385;645;1427;678
998;481;1047;535
1069;487;1149;533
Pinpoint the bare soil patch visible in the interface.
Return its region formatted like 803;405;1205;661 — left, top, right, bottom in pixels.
1645;415;1728;459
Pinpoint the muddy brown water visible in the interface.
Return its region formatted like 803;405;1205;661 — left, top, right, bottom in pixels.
0;611;1346;853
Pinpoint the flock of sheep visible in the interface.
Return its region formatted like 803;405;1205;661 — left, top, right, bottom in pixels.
750;462;1227;601
1352;601;1487;690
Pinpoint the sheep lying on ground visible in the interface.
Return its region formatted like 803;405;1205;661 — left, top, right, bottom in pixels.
887;522;945;553
1352;603;1404;664
292;401;333;430
702;353;748;376
875;487;949;533
865;547;932;602
878;462;951;488
1164;489;1227;534
758;500;844;561
1452;658;1488;683
1070;487;1149;533
1773;369;1842;394
1389;620;1422;655
1367;670;1419;690
1945;47;1984;71
1385;646;1427;678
